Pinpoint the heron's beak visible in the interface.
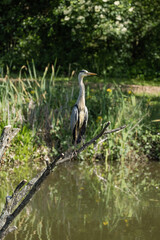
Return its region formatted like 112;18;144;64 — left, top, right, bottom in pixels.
87;72;97;76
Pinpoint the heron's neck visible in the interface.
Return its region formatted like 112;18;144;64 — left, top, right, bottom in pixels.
76;76;85;107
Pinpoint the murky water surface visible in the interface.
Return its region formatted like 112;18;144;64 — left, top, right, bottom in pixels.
3;162;160;240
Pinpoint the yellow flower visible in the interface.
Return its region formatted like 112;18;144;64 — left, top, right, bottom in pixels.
106;88;112;93
124;219;129;227
96;116;102;123
128;90;132;94
103;221;109;226
31;90;35;94
87;95;91;99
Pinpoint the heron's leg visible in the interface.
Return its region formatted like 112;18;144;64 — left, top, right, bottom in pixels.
82;136;85;145
72;142;78;157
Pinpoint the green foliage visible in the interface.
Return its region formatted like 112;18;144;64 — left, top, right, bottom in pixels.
0;0;160;76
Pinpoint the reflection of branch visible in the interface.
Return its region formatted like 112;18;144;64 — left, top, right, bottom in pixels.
0;126;20;162
93;168;139;201
0;121;126;239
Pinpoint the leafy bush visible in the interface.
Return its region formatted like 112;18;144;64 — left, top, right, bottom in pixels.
0;0;160;76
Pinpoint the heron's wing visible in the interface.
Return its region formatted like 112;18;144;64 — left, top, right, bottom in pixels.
70;105;78;131
77;106;88;144
84;106;88;126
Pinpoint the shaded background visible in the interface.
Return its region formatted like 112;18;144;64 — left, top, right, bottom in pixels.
0;0;160;77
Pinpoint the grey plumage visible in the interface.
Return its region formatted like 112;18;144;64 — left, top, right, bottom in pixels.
70;104;88;144
70;70;96;144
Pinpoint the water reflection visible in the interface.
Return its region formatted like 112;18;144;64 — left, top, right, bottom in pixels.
4;162;160;240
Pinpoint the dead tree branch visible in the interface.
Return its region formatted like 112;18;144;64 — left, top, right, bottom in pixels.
0;122;126;239
0;126;20;163
96;124;126;146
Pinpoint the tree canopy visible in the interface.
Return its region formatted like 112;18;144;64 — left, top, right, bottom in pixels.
0;0;160;76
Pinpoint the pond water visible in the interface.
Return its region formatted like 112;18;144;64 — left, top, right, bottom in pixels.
3;162;160;240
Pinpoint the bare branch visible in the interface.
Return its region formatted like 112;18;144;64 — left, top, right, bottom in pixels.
0;126;20;162
97;125;126;145
104;125;126;135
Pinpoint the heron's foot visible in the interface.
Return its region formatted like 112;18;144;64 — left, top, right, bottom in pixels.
71;143;78;157
72;149;78;158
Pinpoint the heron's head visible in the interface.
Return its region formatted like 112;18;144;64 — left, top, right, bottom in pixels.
78;70;97;80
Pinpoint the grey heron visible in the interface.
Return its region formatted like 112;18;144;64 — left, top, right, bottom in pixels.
70;70;97;144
